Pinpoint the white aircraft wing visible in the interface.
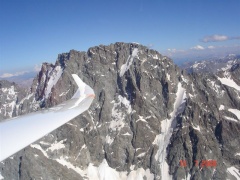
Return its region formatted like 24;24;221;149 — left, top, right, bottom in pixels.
0;74;95;162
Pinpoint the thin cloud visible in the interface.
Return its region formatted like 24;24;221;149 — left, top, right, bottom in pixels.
201;34;240;42
164;44;240;62
0;64;41;79
167;48;177;53
191;45;205;50
167;48;185;53
166;48;186;57
0;73;15;78
0;71;28;78
208;45;215;49
34;64;42;72
147;44;154;48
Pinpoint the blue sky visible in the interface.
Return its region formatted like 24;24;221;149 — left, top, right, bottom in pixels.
0;0;240;76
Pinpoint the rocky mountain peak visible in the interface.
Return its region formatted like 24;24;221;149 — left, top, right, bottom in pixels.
0;42;239;180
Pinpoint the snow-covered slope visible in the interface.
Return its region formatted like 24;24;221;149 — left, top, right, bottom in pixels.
154;83;186;180
217;76;240;91
120;48;139;76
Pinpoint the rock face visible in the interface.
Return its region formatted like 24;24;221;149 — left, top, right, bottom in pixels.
0;42;240;180
0;80;27;120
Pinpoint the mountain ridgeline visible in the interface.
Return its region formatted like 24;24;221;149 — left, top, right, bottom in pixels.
0;43;240;180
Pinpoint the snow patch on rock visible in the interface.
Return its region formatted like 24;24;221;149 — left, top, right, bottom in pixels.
56;156;86;175
106;135;114;145
45;66;63;98
122;132;131;136
228;108;240;120
224;116;238;122
218;76;240;91
136;115;148;123
227;166;240;179
154;82;186;180
208;80;223;96
59;89;70;97
0;173;4;180
56;157;154;180
30;144;49;158
192;125;201;131
110;95;132;131
127;168;154;180
47;139;66;152
120;48;138;77
219;105;225;110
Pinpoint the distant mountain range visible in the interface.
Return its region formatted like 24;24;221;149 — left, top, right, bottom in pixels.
0;71;37;88
180;54;240;74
